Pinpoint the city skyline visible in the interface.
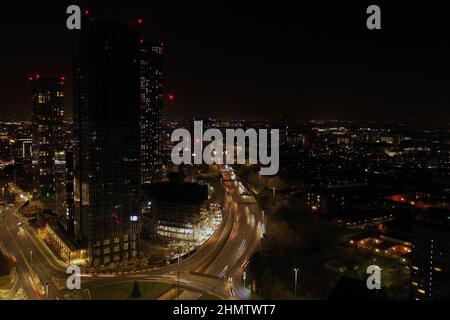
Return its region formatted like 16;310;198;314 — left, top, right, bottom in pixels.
1;1;450;305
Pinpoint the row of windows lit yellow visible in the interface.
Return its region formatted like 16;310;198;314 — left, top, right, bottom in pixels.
36;92;64;102
412;266;443;272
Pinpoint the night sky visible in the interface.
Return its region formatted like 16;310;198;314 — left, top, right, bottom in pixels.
0;1;448;121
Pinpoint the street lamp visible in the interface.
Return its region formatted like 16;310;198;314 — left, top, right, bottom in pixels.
293;268;300;297
243;272;247;288
177;247;181;300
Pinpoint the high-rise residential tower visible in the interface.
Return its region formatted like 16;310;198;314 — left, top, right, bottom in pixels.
411;208;450;300
73;18;142;265
30;75;65;197
139;42;163;184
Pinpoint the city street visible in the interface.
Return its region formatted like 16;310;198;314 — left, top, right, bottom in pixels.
0;199;66;300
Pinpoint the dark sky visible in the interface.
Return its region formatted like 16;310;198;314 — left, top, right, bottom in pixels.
0;1;449;121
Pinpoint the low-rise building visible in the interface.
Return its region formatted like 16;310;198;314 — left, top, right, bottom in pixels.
45;223;87;264
142;182;209;243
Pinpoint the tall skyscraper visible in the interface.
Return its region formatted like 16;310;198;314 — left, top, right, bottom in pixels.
30;75;65;197
73;18;142;265
139;42;163;184
411;208;450;300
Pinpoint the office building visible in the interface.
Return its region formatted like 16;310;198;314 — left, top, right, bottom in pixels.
142;182;208;242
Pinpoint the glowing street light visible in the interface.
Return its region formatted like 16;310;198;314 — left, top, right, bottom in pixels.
293;268;300;297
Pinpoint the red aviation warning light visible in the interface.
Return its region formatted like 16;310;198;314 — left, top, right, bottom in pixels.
168;94;175;102
137;18;144;25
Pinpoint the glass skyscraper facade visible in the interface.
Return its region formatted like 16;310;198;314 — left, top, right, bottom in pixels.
73;18;142;266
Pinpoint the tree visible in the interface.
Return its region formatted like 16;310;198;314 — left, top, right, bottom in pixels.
130;281;141;298
249;251;265;283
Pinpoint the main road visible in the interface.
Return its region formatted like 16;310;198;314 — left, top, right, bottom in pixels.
0;194;66;300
